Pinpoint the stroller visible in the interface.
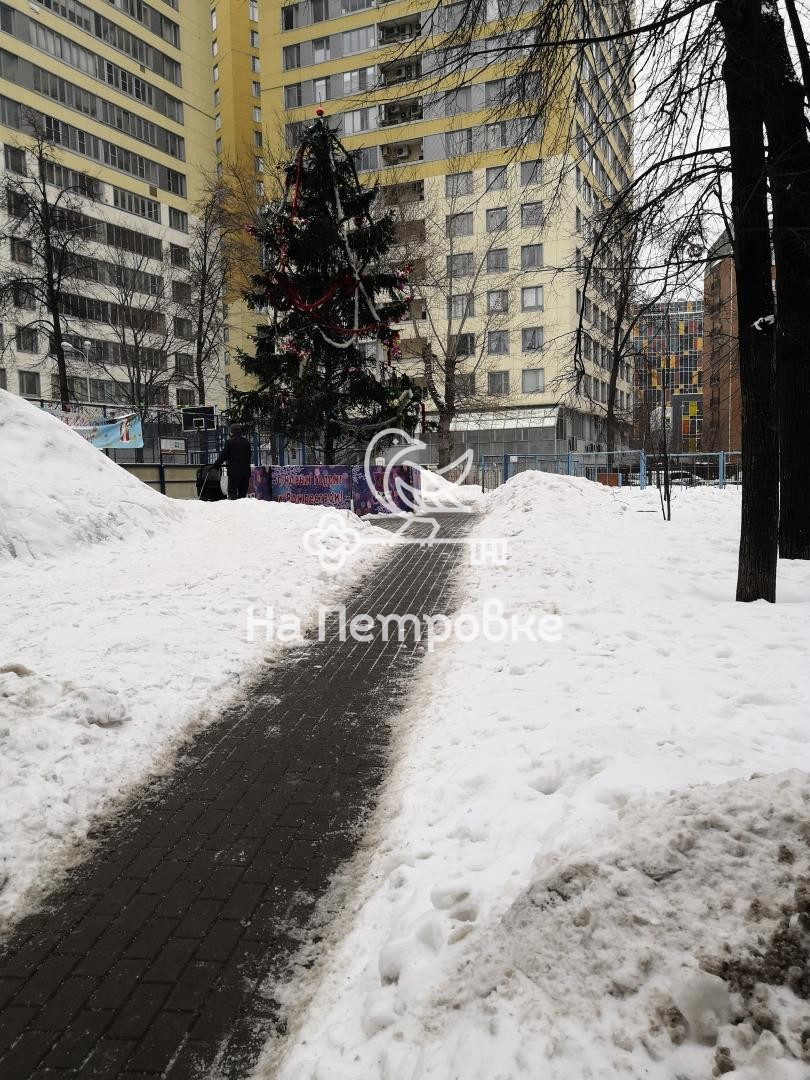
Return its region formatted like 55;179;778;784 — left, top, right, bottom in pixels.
196;463;226;502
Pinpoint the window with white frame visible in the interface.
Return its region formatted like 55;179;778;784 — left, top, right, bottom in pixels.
444;128;473;156
249;0;258;19
314;77;330;101
18;369;41;395
313;37;330;62
343;107;376;134
343;26;376;54
521;243;543;269
283;45;300;70
521;286;543;311
452;334;475;356
521;367;544;392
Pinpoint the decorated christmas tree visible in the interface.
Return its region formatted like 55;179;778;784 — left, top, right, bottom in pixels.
233;115;424;463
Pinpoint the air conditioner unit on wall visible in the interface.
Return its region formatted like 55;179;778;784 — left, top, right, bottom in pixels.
395;146;410;159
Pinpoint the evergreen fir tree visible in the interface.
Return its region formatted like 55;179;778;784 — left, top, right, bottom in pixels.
233;116;423;463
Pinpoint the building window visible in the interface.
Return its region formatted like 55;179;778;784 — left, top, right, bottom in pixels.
285;83;303;108
249;0;259;19
254;130;263;148
16;328;40;354
4;145;26;175
18;369;41;396
521;159;542;185
343;26;376;54
446;212;473;237
175;352;194;375
522;328;544;353
0;368;6;391
283;45;300;70
211;8;217;31
215;137;222;154
445;128;473;156
312;0;327;19
448;252;474;277
521;202;544;226
11;239;34;264
448;293;474;319
213;88;221;106
488;330;509;354
281;3;300;30
253;106;262;123
177;386;196;406
212;64;219;82
521;243;544;269
445;172;473;197
486;207;507;232
484;79;506;105
486;166;506;190
487;289;508;313
255;155;264;172
172;281;192;303
174;317;193;340
252;80;261;97
212;39;218;56
455;371;475;396
215;113;222;130
486;248;508;272
488;370;509;395
444;87;471;115
251;55;261;73
314;77;330;101
485;121;508;149
249;29;260;47
521;367;544;392
170;244;190;268
522;286;544;311
169;207;188;232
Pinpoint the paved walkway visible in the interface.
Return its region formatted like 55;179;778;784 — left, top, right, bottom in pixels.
0;513;476;1080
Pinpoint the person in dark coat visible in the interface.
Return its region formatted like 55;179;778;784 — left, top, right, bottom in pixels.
214;423;252;499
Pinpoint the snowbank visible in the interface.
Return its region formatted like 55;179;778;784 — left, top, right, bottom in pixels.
0;390;184;561
0;392;378;927
262;470;810;1080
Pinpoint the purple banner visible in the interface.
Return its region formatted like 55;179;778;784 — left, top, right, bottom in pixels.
270;465;351;508
351;464;421;515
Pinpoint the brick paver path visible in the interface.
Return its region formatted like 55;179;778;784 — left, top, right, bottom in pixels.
0;512;477;1080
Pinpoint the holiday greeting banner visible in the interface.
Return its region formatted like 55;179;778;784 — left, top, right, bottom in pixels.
76;413;143;449
351;464;421;516
270;465;351;508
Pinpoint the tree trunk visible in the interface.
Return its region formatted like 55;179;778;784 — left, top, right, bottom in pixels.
39;150;69;406
718;0;779;602
761;0;810;560
436;410;454;469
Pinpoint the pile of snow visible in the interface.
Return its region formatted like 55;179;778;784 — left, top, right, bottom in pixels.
0;390;185;561
416;465;483;510
0;392;379;927
263;469;810;1080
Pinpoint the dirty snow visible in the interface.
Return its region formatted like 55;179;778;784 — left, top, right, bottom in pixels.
261;471;810;1080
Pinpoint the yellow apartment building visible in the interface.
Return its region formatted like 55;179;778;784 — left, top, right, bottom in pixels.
261;0;635;458
0;0;222;409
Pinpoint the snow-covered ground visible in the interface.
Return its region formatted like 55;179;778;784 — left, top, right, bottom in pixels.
0;391;378;928
261;473;810;1080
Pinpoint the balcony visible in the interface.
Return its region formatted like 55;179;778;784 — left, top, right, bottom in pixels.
379;57;423;86
381;138;424;166
379;97;423;127
378;17;421;45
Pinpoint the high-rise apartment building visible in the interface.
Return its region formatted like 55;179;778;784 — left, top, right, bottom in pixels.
263;0;636;458
0;0;220;408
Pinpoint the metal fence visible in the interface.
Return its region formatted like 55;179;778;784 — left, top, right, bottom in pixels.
468;450;742;492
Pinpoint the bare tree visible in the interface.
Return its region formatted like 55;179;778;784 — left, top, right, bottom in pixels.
0;120;95;404
387;155;542;467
